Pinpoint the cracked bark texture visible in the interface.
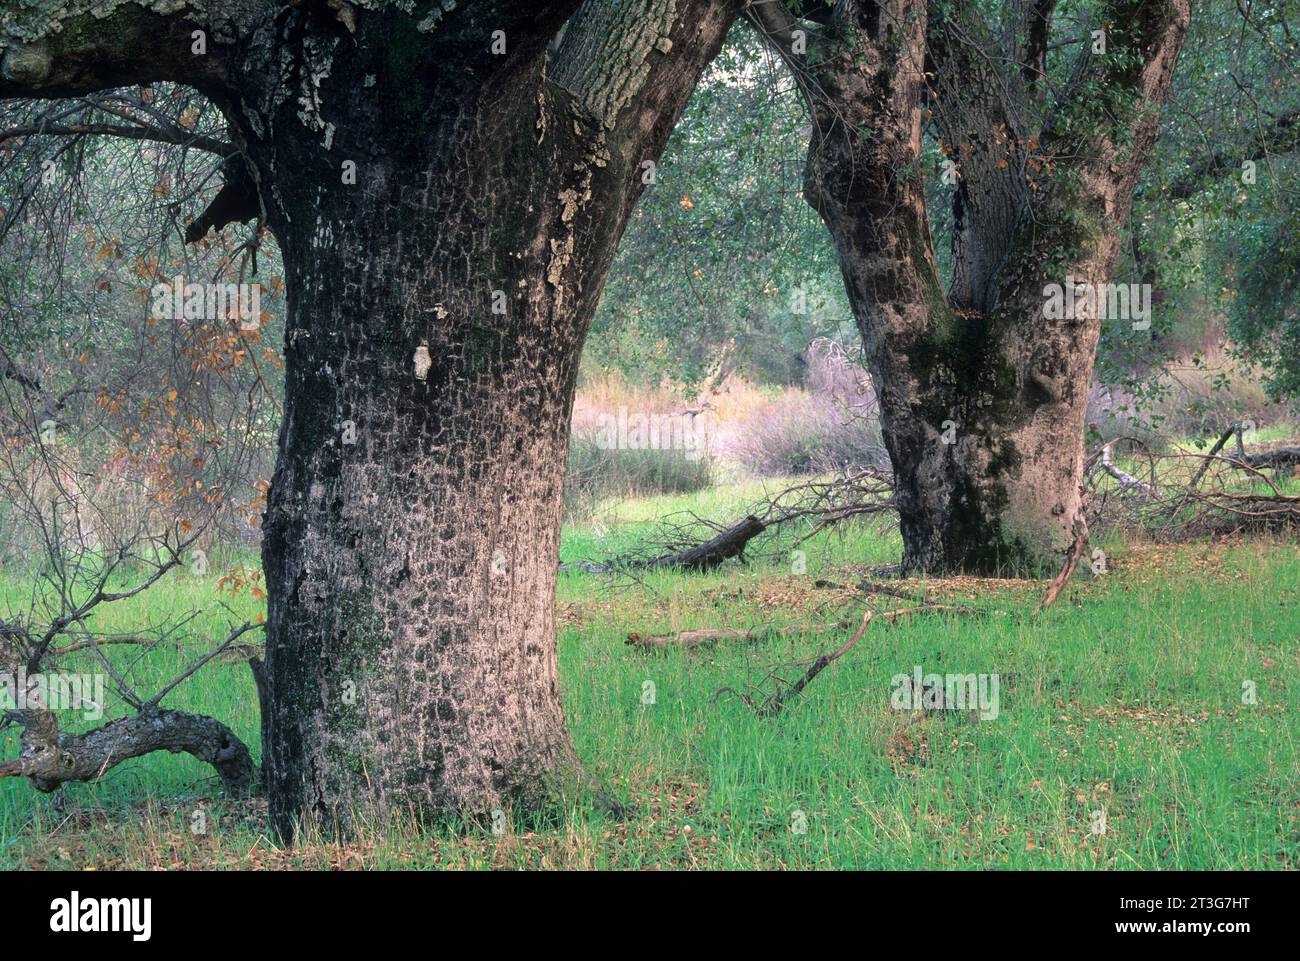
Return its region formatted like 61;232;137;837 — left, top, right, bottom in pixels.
760;0;1189;574
2;0;742;837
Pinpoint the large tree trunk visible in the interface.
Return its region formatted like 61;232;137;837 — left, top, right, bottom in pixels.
245;2;740;837
0;0;742;839
761;0;1189;574
260;148;592;832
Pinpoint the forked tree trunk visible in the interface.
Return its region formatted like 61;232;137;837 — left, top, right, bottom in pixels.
763;0;1189;574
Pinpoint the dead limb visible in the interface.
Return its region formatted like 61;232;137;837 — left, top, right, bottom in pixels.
563;470;895;575
1187;424;1237;491
631;605;970;653
2;617;263;797
745;606;988;716
835;604;976;628
753;611;874;718
1197;423;1300;474
0;706;255;795
1088;430;1300;537
1033;518;1090;615
561;515;767;574
1233;447;1300;472
640;515;767;572
1100;444;1160;497
627;626;774;651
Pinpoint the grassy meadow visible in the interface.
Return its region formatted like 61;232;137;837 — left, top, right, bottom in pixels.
1;474;1296;870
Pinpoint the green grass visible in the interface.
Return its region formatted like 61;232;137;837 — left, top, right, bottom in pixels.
1;481;1296;869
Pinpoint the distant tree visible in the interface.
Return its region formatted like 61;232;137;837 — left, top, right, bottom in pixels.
1109;0;1300;421
754;0;1191;573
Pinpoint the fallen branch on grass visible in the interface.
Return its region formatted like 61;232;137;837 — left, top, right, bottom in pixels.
1100;445;1159;498
640;515;767;572
1087;431;1300;537
834;604;977;629
1033;519;1090;615
627;626;774;651
746;611;874;718
1;618;263;796
0;706;255;795
630;605;972;653
1233;447;1300;471
1226;421;1300;473
562;469;896;575
560;516;767;574
1189;488;1300;520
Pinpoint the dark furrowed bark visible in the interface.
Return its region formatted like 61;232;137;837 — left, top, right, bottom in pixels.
798;0;987;574
259;98;592;830
245;2;743;837
3;0;744;839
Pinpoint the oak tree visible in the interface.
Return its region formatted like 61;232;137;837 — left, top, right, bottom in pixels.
2;0;743;838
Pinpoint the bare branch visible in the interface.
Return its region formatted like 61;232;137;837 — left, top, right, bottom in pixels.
0;706;255;795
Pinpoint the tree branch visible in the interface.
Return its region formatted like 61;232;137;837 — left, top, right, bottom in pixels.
0;1;267;101
1165;108;1300;200
0;706;255;795
0;121;232;156
551;0;743;153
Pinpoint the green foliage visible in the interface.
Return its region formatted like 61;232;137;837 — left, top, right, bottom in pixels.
1220;182;1300;401
588;25;852;387
1100;0;1300;412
